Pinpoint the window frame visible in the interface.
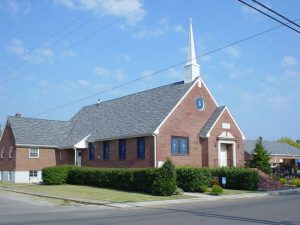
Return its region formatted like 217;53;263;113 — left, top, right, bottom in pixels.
0;148;4;159
103;141;109;161
119;139;126;160
137;137;145;159
88;143;95;161
29;148;39;158
29;170;38;178
9;146;14;159
171;136;189;156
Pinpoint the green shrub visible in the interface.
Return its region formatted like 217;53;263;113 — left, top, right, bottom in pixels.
198;185;208;193
42;165;77;185
174;187;184;195
279;178;287;184
176;167;212;192
152;159;177;196
211;167;259;190
211;185;223;195
68;167;159;193
294;179;300;187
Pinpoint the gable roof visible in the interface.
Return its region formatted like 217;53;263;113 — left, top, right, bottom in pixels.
199;106;245;139
59;80;197;148
199;106;226;138
244;140;300;156
7;116;72;147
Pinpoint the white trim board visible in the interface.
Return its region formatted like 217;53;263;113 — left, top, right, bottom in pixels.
154;77;219;134
206;107;246;140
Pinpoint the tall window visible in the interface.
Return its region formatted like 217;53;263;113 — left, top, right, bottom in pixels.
103;141;109;161
89;143;95;160
137;137;145;159
119;139;126;160
0;148;4;158
9;146;14;158
29;148;39;158
171;136;189;155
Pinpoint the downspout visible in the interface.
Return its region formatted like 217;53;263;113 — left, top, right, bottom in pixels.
152;134;157;168
73;147;77;166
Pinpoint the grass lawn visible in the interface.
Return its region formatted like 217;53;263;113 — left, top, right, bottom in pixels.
0;182;190;203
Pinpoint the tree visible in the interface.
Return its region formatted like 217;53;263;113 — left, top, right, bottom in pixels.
250;137;271;174
277;137;300;149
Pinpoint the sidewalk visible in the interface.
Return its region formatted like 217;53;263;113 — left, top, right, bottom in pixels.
1;186;299;208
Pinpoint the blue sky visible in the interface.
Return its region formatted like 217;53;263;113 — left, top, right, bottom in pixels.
0;0;299;141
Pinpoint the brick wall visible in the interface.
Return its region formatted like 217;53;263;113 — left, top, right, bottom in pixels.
0;124;16;170
156;80;218;167
208;109;245;167
81;136;154;168
15;147;57;170
56;149;75;165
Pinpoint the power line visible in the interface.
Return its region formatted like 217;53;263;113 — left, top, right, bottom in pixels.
30;18;300;117
238;0;300;34
252;0;300;29
0;0;123;79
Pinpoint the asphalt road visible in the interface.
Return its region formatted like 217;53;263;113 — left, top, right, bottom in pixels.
0;192;300;225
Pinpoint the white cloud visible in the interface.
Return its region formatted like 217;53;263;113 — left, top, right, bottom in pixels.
225;46;241;58
0;0;31;16
55;0;146;26
116;53;131;63
221;61;236;70
285;70;300;78
6;38;75;64
93;66;125;81
78;79;90;86
167;68;181;79
282;56;297;67
241;2;272;20
133;27;165;38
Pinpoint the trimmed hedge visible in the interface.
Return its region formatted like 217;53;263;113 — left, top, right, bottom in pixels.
176;167;212;192
68;167;159;193
42;165;77;185
211;167;259;190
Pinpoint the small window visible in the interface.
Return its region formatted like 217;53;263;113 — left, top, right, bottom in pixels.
103;141;109;161
9;146;14;158
171;136;189;155
89;143;95;160
137;137;145;159
119;139;126;160
29;170;38;178
29;148;39;158
0;148;4;158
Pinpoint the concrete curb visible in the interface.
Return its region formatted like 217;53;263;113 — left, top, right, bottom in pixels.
0;186;299;208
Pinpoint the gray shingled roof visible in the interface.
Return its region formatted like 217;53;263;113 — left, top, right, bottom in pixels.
199;106;225;137
8;116;72;147
244;140;300;156
59;80;196;148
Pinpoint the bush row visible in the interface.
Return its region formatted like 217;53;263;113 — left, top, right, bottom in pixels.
176;167;259;191
42;159;177;196
42;164;260;195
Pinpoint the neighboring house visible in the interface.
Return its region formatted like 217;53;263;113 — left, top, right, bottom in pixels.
244;140;300;168
0;20;245;183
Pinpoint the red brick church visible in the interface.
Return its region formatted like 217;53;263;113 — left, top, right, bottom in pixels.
0;20;245;183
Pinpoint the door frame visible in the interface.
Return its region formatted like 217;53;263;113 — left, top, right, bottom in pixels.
217;140;236;167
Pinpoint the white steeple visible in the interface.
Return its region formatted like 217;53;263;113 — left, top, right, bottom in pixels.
184;18;200;83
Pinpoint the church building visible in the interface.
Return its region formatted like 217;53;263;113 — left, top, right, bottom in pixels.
0;20;245;183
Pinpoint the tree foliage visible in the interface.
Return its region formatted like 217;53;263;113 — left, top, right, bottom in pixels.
250;137;271;174
277;137;300;149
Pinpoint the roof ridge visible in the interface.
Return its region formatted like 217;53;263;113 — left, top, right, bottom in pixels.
82;80;191;108
8;116;69;123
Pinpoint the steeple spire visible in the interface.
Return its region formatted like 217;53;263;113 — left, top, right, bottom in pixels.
184;18;200;83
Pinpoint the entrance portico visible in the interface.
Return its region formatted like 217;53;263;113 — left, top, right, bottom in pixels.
217;131;237;167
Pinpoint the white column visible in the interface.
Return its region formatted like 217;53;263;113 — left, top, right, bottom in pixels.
74;148;77;166
232;142;237;167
